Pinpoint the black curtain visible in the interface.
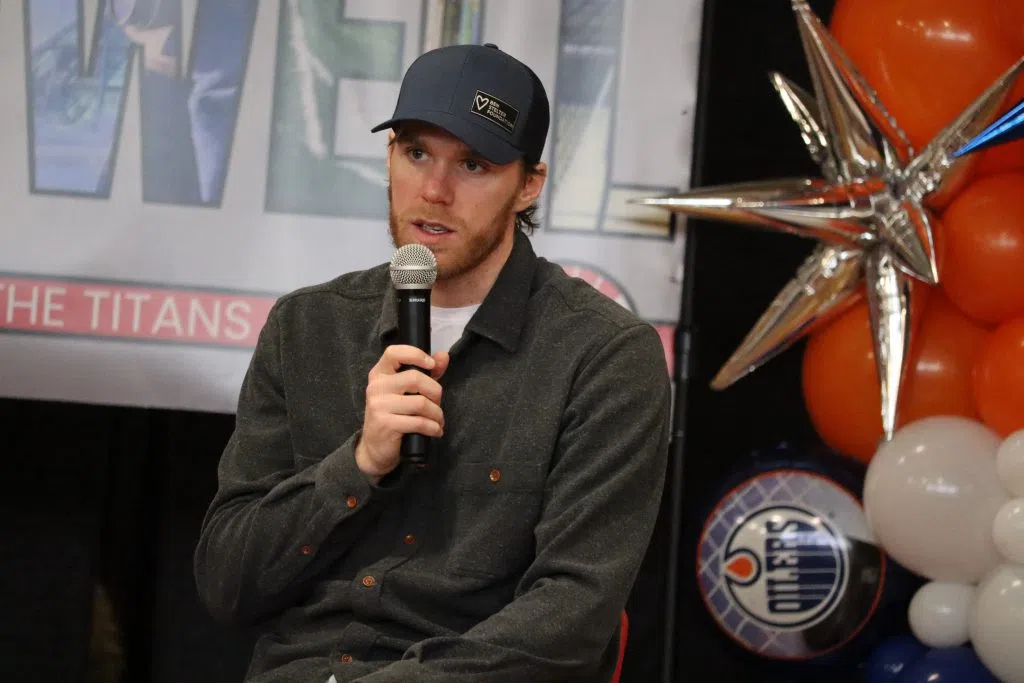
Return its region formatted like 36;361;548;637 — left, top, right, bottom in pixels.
0;1;855;681
666;0;867;681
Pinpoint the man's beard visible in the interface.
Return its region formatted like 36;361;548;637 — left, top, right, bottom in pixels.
387;184;517;282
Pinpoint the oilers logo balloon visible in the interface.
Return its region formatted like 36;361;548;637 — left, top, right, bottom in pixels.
722;504;847;631
696;463;908;665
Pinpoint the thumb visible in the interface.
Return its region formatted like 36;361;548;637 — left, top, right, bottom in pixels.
430;351;450;379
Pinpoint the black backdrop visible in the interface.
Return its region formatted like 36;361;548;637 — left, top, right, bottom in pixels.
0;0;860;681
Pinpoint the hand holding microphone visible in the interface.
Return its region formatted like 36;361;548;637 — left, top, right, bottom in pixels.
354;245;449;480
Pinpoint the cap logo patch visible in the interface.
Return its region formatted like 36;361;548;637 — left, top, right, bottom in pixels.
470;89;519;134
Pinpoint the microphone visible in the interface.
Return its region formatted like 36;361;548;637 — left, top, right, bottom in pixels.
389;244;438;465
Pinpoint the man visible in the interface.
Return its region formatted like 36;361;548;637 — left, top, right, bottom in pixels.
193;43;671;683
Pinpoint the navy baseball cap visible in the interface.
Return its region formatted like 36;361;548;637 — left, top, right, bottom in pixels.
372;43;550;165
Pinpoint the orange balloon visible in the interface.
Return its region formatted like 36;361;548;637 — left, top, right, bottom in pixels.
994;0;1024;53
973;133;1024;180
939;173;1024;325
829;0;1020;153
973;318;1024;436
802;290;987;463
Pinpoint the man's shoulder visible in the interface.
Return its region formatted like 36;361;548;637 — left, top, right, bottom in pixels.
532;258;670;392
271;263;389;315
535;259;650;335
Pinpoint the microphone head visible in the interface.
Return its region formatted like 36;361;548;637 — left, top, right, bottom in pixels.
390;243;437;289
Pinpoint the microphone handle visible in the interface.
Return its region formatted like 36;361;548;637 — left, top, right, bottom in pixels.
396;287;431;464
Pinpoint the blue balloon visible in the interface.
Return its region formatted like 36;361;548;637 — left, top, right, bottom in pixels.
863;634;928;683
898;646;1000;683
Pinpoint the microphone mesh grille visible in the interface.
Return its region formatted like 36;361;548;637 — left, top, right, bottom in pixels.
389;243;438;287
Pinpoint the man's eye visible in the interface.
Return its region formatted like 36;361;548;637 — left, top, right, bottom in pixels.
407;148;425;160
464;159;483;172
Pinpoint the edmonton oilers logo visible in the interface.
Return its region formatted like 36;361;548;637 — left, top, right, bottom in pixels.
722;505;847;629
695;468;890;660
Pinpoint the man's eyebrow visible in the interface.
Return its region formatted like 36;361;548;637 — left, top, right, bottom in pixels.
395;130;485;160
394;131;423;147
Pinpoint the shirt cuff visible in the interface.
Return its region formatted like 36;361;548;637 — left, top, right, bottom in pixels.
313;431;410;515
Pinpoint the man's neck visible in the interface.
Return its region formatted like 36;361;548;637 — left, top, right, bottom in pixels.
431;232;515;308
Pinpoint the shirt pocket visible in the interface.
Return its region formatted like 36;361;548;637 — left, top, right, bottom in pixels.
444;461;548;580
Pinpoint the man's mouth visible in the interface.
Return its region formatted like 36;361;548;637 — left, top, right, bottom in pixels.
414;221;453;235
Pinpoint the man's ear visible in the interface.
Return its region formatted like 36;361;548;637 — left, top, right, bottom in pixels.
386;130;396;172
514;162;547;213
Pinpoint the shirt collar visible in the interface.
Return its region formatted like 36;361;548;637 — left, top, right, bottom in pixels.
377;230;538;352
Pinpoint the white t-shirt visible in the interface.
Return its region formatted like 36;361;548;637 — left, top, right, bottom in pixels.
430;303;480;354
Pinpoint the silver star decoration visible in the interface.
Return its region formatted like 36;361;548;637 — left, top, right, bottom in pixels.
634;0;1023;442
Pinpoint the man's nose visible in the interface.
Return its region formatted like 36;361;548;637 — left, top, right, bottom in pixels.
421;164;454;204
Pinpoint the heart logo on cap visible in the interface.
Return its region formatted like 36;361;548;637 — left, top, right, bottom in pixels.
469;89;519;133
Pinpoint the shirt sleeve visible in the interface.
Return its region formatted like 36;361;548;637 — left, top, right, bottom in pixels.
193;304;408;625
353;322;673;683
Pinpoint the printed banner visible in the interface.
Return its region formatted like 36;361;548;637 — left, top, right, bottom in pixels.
0;0;703;413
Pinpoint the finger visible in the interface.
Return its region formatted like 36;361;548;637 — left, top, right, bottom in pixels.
373;345;436;376
429;352;450;380
365;371;442;405
379;413;444;438
379;394;445;427
378;371;443;405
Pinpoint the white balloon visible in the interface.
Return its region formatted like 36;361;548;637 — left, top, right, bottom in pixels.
864;416;1008;583
994;499;1024;564
998;430;1024;497
969;564;1024;683
907;581;974;648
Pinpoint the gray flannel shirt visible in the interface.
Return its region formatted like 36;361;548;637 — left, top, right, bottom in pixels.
193;231;672;682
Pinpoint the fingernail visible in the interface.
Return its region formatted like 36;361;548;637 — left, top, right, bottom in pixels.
425;356;435;367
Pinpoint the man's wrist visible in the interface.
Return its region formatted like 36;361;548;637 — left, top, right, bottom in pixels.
354;440;386;485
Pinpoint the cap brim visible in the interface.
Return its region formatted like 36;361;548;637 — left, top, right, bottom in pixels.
371;110;522;165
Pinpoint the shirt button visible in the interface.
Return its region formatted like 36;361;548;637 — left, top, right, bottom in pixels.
346;495;358;509
300;545;313;556
340;654;353;663
361;575;376;587
404;534;416;545
489;468;501;483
